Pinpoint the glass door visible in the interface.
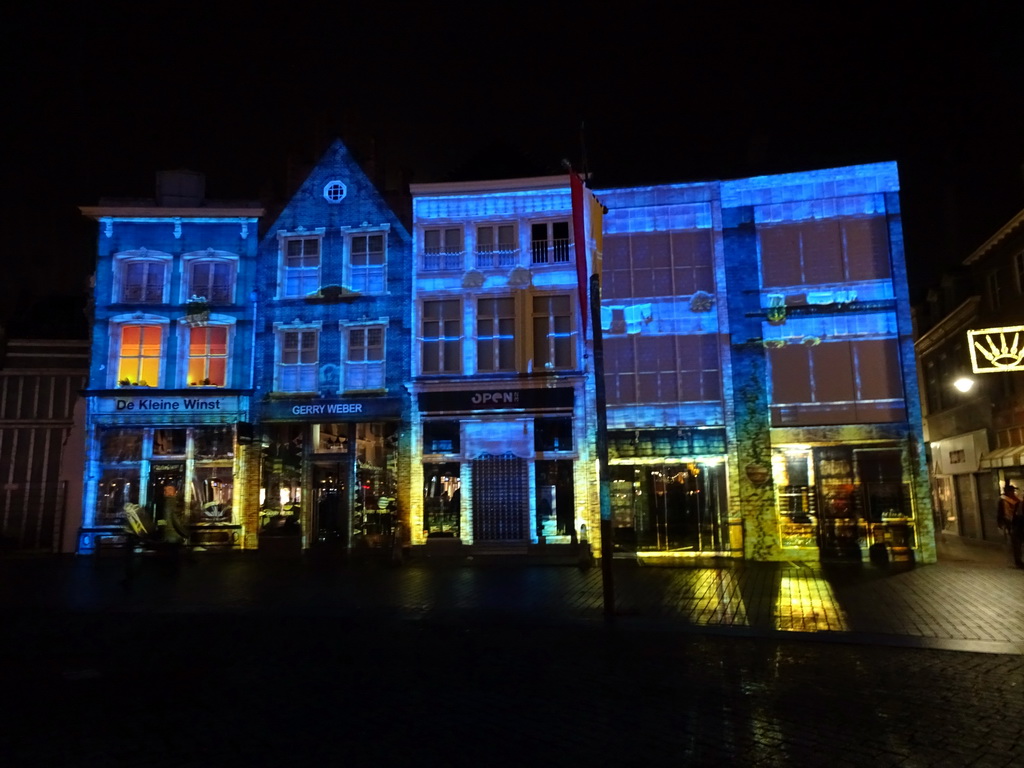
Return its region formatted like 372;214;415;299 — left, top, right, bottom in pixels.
312;461;350;547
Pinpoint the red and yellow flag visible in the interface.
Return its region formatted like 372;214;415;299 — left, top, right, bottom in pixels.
570;171;605;336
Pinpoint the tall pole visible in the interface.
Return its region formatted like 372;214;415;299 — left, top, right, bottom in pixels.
590;273;615;619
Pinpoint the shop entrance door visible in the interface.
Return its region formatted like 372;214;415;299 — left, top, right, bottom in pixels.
613;463;727;553
149;462;186;540
472;453;529;543
312;461;350;547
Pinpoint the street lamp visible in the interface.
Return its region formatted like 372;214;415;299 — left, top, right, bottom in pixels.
953;376;975;393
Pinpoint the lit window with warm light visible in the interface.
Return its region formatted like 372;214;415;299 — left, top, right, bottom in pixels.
188;326;228;387
118;325;162;387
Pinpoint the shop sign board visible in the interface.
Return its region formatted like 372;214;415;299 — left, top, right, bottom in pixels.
968;325;1024;373
96;395;241;414
418;387;574;413
263;397;403;421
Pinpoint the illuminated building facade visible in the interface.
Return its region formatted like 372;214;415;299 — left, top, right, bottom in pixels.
77;172;263;553
409;177;599;553
717;165;932;562
252;140;413;553
409;163;933;562
917;207;1024;544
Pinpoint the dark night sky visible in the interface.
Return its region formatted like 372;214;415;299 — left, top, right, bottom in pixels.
3;3;1022;336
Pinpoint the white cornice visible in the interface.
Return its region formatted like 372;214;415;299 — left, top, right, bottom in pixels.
79;206;263;219
410;175;568;196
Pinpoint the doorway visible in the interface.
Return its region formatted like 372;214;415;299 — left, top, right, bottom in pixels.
312;461;350;547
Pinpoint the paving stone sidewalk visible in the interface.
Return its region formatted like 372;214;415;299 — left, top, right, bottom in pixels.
3;531;1022;654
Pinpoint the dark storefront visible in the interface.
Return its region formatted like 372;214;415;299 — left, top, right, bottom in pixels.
81;392;247;552
607;428;732;555
415;385;583;548
259;397;403;551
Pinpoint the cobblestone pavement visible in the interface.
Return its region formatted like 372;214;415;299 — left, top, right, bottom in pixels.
2;535;1023;766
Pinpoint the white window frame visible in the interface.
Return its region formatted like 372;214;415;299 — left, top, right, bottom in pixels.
108;313;170;388
112;250;173;304
1015;250;1024;295
274;322;321;393
177;314;236;387
421;298;463;374
344;225;389;294
477;295;518;372
532;293;576;371
279;231;324;298
181;250;239;305
342;320;388;392
422;226;464;271
530;220;572;265
475;223;519;269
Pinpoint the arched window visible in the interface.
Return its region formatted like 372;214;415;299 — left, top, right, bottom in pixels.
182;250;239;305
113;250;172;304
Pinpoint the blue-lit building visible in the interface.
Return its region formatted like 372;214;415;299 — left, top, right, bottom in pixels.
409;163;934;562
77;172;263;553
252;140;413;553
408;177;597;553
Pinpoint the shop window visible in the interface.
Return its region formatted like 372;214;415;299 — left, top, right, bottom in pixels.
189;260;235;304
260;424;304;526
348;232;386;294
535;417;573;452
282;236;321;298
423;421;460;454
477;297;516;372
423;462;461;537
97;468;140;524
314;423;349;453
535;459;575;539
187;325;229;387
100;428;142;462
422;299;462;373
191;466;233;523
476;224;518;269
278;329;319;392
193;426;234;459
353;422;399;544
344;325;385;390
531;221;571;264
153;428;187;456
117;324;162;387
422;227;463;271
532;294;575;370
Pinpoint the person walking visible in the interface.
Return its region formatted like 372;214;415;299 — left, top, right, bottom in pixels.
996;482;1024;568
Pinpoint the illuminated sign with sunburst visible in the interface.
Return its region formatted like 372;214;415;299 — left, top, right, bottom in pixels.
968;326;1024;373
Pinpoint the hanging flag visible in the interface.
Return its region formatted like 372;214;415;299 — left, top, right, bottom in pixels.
570;170;605;336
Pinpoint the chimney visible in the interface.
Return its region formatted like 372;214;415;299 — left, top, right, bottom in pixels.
156;170;206;207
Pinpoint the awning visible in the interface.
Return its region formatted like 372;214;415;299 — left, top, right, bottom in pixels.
979;446;1023;469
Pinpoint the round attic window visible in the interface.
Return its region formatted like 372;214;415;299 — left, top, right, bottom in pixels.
323;180;347;203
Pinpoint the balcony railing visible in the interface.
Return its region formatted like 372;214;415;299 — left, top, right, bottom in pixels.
531;238;572;265
475;247;519;270
422;249;464;271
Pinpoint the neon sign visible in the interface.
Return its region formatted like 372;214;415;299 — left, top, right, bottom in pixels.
968;325;1024;373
